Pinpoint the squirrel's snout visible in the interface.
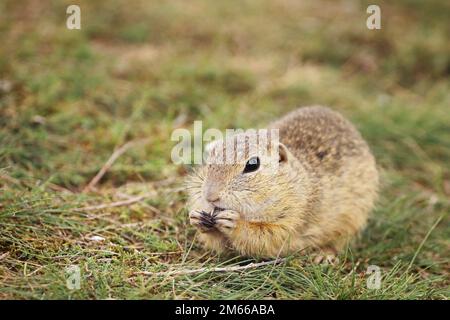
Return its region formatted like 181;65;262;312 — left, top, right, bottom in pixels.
205;190;220;203
204;183;221;203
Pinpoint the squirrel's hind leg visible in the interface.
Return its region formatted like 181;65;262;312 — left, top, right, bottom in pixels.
312;247;339;265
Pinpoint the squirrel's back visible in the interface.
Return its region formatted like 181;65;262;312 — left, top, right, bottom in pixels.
269;106;372;175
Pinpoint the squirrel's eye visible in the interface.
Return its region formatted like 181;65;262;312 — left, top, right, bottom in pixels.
243;156;260;173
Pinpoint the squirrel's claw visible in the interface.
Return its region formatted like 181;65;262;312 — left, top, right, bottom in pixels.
199;210;216;228
189;210;214;232
189;208;240;235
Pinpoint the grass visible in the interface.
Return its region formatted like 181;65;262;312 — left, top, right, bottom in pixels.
0;0;449;299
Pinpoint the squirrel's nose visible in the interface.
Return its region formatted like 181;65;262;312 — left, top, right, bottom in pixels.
205;192;220;203
204;185;220;203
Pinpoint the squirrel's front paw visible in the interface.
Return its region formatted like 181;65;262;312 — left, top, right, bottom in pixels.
214;209;240;235
189;210;215;232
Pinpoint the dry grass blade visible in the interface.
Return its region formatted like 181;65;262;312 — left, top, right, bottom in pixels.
73;192;154;212
83;138;151;192
134;258;287;276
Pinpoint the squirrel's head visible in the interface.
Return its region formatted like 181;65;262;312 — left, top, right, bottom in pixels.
187;131;309;222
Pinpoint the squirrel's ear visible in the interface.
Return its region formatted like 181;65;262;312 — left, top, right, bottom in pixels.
278;143;290;164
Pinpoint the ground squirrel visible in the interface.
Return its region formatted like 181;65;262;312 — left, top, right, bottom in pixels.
187;106;379;259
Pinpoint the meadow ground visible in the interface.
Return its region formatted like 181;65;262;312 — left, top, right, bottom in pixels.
0;0;449;299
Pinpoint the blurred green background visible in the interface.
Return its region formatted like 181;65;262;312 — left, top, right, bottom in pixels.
0;0;448;299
